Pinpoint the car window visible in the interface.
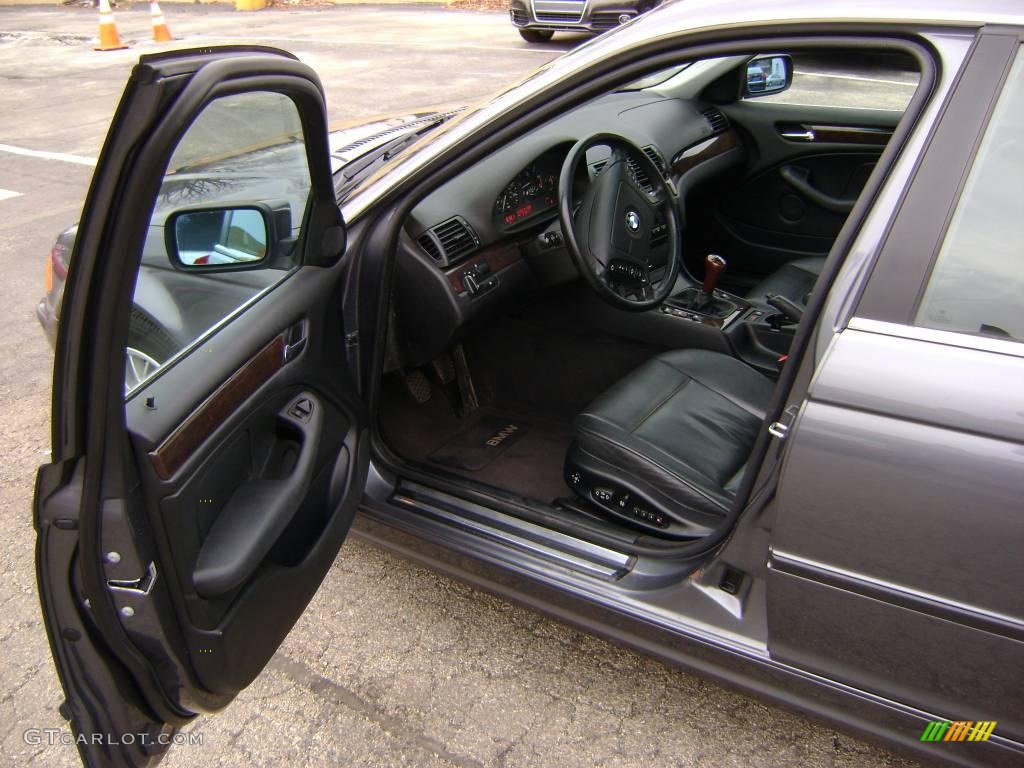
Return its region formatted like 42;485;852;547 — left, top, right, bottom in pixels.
752;51;919;111
916;47;1024;343
125;91;311;395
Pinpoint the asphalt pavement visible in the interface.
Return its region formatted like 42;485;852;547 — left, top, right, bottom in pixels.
0;5;922;767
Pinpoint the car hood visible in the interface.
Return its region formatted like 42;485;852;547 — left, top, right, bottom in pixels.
326;105;464;174
51;106;465;248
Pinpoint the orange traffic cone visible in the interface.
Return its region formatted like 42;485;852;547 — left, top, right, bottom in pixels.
95;0;128;51
150;1;174;43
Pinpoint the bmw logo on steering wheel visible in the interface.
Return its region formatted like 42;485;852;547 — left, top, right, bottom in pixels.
625;209;641;233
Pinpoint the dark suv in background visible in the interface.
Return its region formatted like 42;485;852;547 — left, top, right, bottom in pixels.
510;0;658;42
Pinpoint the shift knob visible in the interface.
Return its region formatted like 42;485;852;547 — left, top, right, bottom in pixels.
702;254;727;295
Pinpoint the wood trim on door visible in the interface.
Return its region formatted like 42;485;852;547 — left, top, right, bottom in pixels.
148;334;285;480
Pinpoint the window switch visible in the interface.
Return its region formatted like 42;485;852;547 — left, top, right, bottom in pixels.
289;398;314;421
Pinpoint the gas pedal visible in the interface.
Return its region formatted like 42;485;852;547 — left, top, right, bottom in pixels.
451;344;479;415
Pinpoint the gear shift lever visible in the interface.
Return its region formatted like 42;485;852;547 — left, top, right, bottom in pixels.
665;253;735;319
703;254;727;296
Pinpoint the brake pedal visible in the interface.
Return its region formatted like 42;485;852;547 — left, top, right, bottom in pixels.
402;369;432;404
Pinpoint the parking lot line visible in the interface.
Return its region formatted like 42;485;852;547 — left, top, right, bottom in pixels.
802;71;918;87
0;189;23;202
0;143;97;167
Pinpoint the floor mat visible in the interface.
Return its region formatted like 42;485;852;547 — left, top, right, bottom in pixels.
428;413;530;471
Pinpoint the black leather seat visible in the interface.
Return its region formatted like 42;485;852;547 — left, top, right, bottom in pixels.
565;349;774;537
746;256;825;307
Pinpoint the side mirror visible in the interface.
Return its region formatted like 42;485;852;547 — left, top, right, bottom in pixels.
167;204;281;271
743;54;793;97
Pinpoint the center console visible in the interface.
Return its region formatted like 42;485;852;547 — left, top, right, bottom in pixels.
658;253;798;376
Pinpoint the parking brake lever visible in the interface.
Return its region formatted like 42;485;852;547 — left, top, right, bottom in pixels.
766;294;804;326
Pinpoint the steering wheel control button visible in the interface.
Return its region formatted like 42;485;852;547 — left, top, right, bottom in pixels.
608;260;647;284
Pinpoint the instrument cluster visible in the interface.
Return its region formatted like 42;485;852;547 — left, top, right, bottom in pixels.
494;153;561;229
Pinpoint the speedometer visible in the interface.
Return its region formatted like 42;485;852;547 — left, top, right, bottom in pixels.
495;153;563;228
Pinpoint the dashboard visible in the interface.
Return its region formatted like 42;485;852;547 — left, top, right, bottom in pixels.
392;90;744;368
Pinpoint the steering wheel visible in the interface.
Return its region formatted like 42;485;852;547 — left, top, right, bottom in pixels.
558;133;682;311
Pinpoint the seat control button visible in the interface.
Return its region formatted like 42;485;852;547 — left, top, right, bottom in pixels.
592;487;615;503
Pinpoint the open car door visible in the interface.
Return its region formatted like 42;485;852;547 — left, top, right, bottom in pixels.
33;47;369;767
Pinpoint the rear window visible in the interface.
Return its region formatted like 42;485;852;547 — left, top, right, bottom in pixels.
916;46;1024;343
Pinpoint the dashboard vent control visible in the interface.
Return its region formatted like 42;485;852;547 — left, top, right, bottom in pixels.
700;106;729;134
418;216;479;266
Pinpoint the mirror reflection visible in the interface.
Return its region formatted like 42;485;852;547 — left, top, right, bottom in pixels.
174;208;268;267
746;55;790;95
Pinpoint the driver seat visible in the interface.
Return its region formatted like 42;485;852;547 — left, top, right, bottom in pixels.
565;349;774;537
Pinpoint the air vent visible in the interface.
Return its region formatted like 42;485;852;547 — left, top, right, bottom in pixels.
625;154;653;193
595;147;664;190
642;146;667;177
417;233;442;262
418;216;479;266
700;106;729;134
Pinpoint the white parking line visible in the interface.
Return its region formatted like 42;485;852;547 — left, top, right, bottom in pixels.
0;189;23;202
0;143;97;167
802;71;918;87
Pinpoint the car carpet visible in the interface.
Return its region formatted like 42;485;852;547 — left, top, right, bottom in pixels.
428;412;530;472
380;295;665;501
456;412;576;502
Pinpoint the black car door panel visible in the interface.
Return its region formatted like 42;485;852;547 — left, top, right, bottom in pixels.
708;101;901;283
34;47;369;767
125;269;365;696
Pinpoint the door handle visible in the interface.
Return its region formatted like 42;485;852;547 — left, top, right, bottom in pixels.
283;319;307;363
779;128;816;142
192;392;323;598
779;165;856;214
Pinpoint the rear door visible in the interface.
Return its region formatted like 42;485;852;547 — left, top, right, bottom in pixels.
703;49;918;289
34;47;369;767
767;31;1024;760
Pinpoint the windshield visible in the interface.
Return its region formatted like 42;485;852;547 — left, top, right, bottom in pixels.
342;60;697;202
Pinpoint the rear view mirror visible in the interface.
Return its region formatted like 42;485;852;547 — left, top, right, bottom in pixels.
744;54;793;97
167;205;273;271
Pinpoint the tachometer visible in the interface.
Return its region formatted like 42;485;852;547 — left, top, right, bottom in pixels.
495;157;561;228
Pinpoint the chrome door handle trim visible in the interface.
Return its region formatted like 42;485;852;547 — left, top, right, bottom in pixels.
780;129;816;142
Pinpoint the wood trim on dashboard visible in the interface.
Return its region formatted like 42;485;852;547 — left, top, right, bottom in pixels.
445;241;522;295
148;334;286;481
671;130;740;175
